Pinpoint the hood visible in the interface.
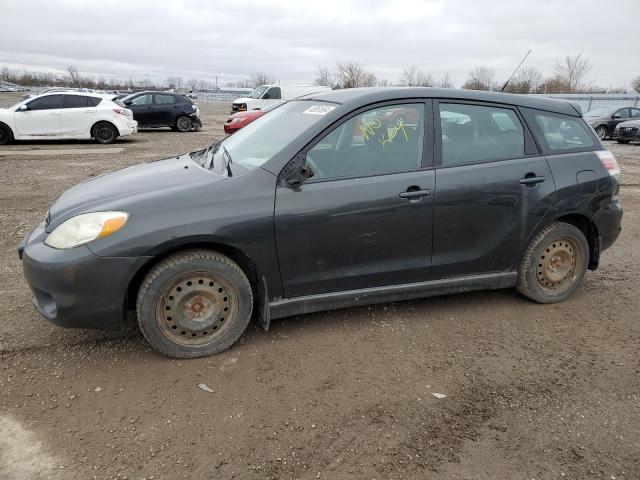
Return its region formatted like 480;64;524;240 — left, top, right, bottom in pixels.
229;110;263;119
618;119;640;127
233;97;253;104
47;153;225;229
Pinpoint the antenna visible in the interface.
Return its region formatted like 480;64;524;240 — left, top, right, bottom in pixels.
500;50;532;92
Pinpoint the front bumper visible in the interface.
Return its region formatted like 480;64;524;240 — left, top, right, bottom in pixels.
19;222;148;330
613;126;640;141
189;114;202;129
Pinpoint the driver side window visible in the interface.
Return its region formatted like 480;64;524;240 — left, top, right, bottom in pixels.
306;103;424;180
131;94;152;106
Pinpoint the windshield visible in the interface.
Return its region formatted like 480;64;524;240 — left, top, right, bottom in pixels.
197;101;333;176
583;107;614;117
247;86;268;99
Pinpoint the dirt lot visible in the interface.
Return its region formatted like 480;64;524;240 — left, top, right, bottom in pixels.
0;91;638;480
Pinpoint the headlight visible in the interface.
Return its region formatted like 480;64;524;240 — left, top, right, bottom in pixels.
45;211;128;249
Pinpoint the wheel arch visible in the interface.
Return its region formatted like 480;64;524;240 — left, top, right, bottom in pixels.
124;240;263;324
91;119;120;137
0;120;14;141
551;213;600;270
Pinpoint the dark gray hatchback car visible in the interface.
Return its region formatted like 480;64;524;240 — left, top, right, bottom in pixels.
19;88;623;358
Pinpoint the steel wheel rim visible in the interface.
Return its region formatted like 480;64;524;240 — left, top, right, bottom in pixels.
177;117;191;130
97;126;112;141
155;271;239;347
596;127;606;139
536;238;581;293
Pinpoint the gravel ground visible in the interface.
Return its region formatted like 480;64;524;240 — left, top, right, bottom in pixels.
0;92;639;480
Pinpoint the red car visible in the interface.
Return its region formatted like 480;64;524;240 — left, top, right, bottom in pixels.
224;101;283;134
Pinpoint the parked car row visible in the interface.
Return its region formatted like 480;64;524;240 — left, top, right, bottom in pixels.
0;89;202;144
583;106;640;143
0;81;29;92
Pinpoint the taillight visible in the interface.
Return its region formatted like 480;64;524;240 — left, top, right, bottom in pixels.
113;108;128;116
596;150;620;178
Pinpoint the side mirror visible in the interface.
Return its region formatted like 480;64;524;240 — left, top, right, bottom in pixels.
124;100;132;106
280;153;315;186
262;93;270;100
17;104;28;111
287;164;314;185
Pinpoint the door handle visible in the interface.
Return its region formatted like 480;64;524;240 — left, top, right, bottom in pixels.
519;174;545;186
399;188;432;199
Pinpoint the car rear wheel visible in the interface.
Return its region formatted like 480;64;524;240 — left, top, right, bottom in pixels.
617;139;630;144
595;125;608;140
92;122;118;144
0;123;13;145
516;222;589;303
176;115;192;132
136;250;253;358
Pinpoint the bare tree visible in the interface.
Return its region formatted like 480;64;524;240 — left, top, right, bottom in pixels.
66;65;81;87
334;60;377;88
399;65;433;87
315;67;333;87
166;76;183;90
435;72;453;88
503;66;543;94
250;72;276;88
632;76;640;94
376;78;391;87
553;53;592;93
462;66;496;91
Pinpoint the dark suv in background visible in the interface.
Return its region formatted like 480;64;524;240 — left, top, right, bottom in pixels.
120;91;202;131
19;88;623;358
583;106;640;140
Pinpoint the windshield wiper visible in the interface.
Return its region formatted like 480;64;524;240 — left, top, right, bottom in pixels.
222;145;233;177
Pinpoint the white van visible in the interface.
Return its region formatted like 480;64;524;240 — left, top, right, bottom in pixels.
231;84;332;113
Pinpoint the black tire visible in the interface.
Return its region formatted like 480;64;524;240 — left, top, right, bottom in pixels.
92;122;118;144
175;115;192;132
136;249;253;358
617;139;630;144
516;222;589;304
0;123;13;145
594;125;608;140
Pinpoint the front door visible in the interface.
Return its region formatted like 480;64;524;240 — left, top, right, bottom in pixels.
431;101;556;279
127;93;154;126
275;102;435;297
14;94;63;137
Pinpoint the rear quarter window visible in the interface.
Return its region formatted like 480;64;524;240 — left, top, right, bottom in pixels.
532;112;595;152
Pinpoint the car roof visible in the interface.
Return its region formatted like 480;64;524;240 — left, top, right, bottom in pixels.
301;87;583;117
32;91;103;98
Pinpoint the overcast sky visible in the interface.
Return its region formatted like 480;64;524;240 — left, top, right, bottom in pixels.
0;0;637;89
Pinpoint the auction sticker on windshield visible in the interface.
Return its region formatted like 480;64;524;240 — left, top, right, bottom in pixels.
303;105;336;115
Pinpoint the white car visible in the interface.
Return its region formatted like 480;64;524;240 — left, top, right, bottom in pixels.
231;84;332;113
0;92;138;145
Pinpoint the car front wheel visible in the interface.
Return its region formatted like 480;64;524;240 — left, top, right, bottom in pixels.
0;123;13;145
595;125;608;140
516;222;589;303
136;250;253;358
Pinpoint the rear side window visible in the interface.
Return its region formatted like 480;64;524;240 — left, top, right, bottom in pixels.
64;95;101;108
155;94;174;105
26;94;63;110
533;113;594;151
439;103;525;166
631;108;640;118
176;95;192;104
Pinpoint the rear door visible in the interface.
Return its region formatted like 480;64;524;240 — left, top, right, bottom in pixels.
14;94;63;137
432;101;555;279
60;95;95;136
153;93;176;125
275;101;435;297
